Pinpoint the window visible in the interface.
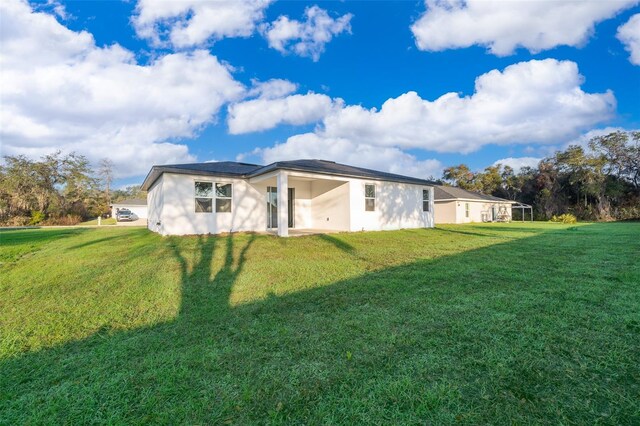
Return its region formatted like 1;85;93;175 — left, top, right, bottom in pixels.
465;203;470;218
215;183;232;213
195;181;212;213
365;184;376;211
423;189;430;212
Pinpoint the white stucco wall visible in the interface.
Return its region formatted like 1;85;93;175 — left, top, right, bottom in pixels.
349;180;433;232
435;199;513;224
290;179;312;229
147;176;163;233
148;171;435;236
311;180;350;231
158;173;265;236
434;200;457;225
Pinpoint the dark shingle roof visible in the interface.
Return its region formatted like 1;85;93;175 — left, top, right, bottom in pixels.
252;160;435;186
141;161;262;190
434;185;514;203
111;198;147;206
141;159;436;190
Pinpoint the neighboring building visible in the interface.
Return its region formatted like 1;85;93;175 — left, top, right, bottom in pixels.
140;159;436;236
111;198;148;220
434;186;516;224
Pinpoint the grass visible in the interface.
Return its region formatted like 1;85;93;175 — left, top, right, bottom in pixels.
1;223;639;424
80;217;117;226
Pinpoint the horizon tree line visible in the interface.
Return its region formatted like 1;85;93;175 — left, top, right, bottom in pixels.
0;131;638;225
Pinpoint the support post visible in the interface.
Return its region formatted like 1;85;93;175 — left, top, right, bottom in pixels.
277;171;289;237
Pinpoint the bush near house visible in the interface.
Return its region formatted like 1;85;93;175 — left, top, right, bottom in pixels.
1;223;639;424
549;213;578;224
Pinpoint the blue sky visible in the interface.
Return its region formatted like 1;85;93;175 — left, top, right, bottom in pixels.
2;0;639;187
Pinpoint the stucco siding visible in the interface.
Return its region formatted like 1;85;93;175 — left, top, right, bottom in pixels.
349;180;433;232
435;199;513;224
290;179;312;229
147;176;163;233
148;171;435;236
160;173;265;236
310;180;350;230
434;200;457;224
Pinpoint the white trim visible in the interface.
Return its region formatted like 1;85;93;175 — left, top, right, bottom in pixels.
434;198;516;204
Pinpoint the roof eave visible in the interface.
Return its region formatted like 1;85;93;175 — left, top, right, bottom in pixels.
141;166;253;190
249;164;436;186
435;197;517;203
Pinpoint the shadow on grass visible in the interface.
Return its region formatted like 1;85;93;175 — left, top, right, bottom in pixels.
316;233;355;254
433;227;502;238
1;224;639;424
67;235;123;250
0;228;87;246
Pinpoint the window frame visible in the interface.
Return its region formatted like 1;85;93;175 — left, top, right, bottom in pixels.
194;181;213;213
422;188;430;212
215;182;233;213
364;183;376;212
465;202;470;218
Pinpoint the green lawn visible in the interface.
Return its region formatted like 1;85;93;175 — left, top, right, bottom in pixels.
1;223;639;424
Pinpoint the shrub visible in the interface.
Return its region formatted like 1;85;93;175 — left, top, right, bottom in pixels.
29;210;46;225
550;213;578;224
612;206;640;221
42;214;83;226
0;216;31;227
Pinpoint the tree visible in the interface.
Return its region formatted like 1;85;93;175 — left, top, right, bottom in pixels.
96;158;116;216
499;165;520;200
442;164;476;190
475;165;503;194
590;131;640;190
98;158;115;205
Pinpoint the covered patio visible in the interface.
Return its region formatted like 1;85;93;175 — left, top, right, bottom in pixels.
249;170;351;237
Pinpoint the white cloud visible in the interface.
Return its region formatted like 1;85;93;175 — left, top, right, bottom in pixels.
262;5;352;61
227;93;339;134
317;59;615;153
493;157;541;172
617;13;640;65
133;0;273;48
411;0;639;56
246;78;298;99
37;0;69;20
241;58;615;180
248;133;443;179
1;0;245;178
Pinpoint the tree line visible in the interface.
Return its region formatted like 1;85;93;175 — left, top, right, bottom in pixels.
0;131;638;226
0;152;145;226
441;131;640;220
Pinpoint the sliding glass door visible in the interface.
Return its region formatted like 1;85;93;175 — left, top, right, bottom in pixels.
267;186;278;229
288;188;295;228
266;187;295;229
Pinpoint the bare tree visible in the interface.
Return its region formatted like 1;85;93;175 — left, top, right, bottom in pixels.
98;158;115;206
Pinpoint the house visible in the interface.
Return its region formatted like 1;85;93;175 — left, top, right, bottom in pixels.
433;186;516;224
140;159;436;236
110;198;148;220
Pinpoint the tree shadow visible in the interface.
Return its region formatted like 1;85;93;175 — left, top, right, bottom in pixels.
316;233;355;254
434;227;500;238
0;227;87;247
1;224;639;424
67;235;122;250
167;233;256;322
